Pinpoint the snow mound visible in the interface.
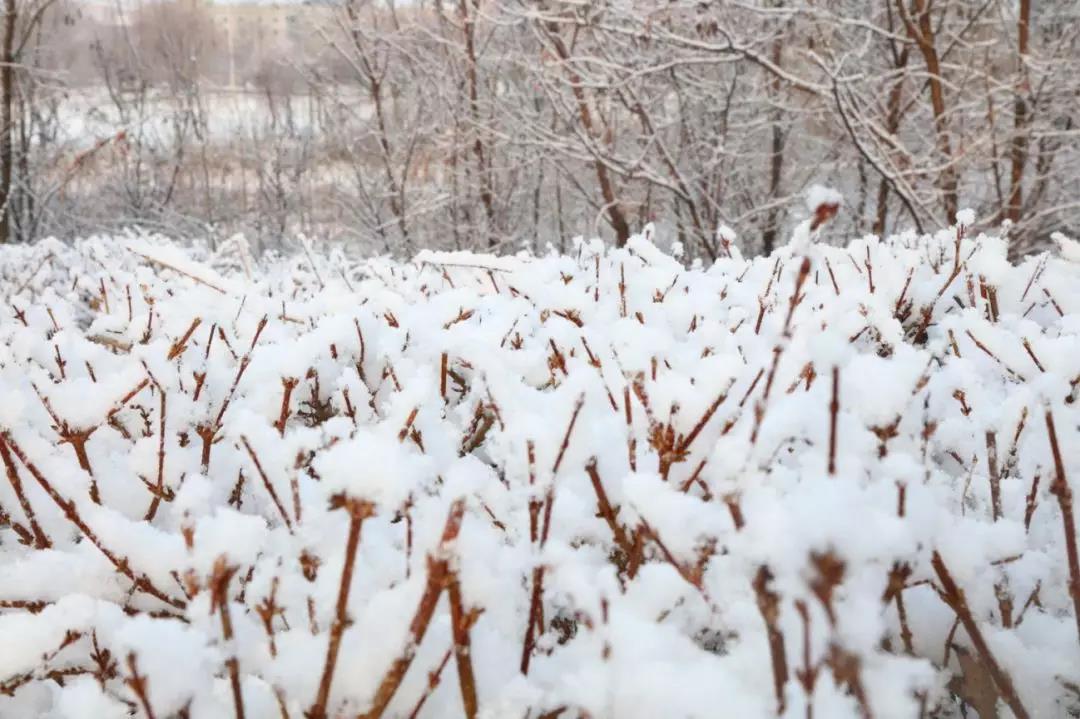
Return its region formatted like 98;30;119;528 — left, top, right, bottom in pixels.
0;224;1078;718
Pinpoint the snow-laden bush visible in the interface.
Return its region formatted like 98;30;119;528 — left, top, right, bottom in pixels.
0;220;1078;718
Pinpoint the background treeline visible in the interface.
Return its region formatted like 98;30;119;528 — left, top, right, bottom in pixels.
2;0;1078;259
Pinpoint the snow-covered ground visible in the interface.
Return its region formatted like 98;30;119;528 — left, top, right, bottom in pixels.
0;219;1078;718
57;87;364;152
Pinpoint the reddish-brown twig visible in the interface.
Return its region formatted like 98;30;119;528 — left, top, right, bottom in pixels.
210;560;245;719
0;436;50;548
125;653;158;719
199;317;268;471
406;647;453;719
828;366;839;475
793;600;818;715
585;459;635;568
753;565;788;715
883;562;915;654
1024;473;1041;532
240;436;294;533
751;259;811;445
274;378;299;437
167;318;202;361
521;398;584;674
677;380;735;455
447;572;480;719
1046;410;1080;645
2;431;185;610
986;431;1002;521
440;353;448;401
360;499;466;719
143;368;168;522
931;551;1030;719
308;498;374;719
552;395;585;476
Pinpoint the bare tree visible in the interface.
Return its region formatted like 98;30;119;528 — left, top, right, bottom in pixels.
2;0;1078;257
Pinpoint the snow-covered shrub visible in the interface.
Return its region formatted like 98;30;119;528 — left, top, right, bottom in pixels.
0;222;1077;718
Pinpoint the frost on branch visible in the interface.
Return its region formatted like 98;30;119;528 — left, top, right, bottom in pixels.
0;225;1078;718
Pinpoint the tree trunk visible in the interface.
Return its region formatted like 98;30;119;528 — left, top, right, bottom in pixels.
1005;0;1031;226
898;0;958;222
762;22;786;255
0;0;16;244
545;25;631;247
874;4;910;236
458;0;497;249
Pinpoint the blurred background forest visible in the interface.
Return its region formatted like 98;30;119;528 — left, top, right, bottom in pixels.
3;0;1078;259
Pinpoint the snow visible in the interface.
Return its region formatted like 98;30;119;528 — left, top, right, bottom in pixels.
791;185;845;254
956;208;977;227
1053;232;1080;263
415;249;525;273
0;218;1078;718
806;184;843;213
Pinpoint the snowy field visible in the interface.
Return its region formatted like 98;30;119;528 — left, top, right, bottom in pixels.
58;88;347;151
1;216;1079;718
